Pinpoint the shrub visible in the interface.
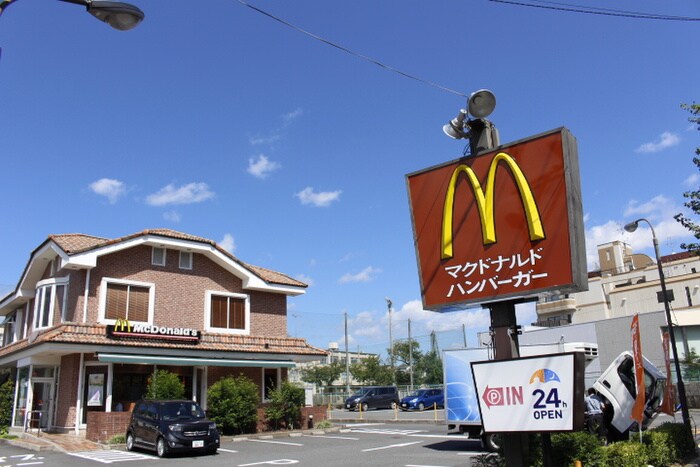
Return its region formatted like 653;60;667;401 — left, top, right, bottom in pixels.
550;431;606;467
603;440;650;467
314;420;332;429
265;381;305;430
145;369;185;400
207;375;260;435
108;434;126;445
646;422;696;464
0;379;15;434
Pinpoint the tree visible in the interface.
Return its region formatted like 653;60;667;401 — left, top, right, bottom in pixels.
349;355;392;385
299;361;343;390
0;378;15;434
391;340;423;385
416;350;443;385
207;375;260;435
145;369;185;400
265;381;305;430
674;102;700;252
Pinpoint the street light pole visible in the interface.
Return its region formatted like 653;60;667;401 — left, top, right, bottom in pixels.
0;0;144;31
624;218;692;432
385;297;394;385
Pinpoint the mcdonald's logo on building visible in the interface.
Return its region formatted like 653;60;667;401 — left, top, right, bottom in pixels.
406;128;587;310
114;318;132;332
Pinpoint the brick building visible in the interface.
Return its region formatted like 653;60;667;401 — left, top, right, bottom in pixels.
0;229;325;434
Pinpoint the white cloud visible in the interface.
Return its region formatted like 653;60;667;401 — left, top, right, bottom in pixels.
146;182;215;206
348;311;382;338
391;299;490;333
338;266;381;284
583;195;693;269
249;133;281;146
247;154;280;179
218;233;236;253
282;108;303;125
624;195;673;218
163;210;181;222
296;187;342;207
635;132;680;154
89;178;126;204
684;173;699;188
295;273;315;286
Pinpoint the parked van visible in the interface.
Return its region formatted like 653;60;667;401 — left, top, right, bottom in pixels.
345;386;399;411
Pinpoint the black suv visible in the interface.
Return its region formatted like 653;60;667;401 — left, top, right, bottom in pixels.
126;399;219;457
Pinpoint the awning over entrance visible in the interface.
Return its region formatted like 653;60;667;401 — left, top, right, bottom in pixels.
97;353;296;368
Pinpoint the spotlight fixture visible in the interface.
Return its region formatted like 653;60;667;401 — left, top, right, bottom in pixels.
442;89;499;154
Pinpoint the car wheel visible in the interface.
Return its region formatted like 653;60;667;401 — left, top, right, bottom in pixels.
390;401;398;410
156;437;169;458
207;447;218;455
362;402;369;412
125;432;135;452
418;402;425;411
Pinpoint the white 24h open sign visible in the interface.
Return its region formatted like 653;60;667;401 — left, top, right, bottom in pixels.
471;353;582;432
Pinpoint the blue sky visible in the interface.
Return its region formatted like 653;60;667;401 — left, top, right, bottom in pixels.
0;0;698;357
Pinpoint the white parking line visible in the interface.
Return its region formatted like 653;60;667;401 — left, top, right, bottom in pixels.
67;450;156;464
302;434;359;440
218;448;239;453
362;441;422;452
248;439;304;447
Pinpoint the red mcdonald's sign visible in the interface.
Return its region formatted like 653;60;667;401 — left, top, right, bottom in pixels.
406;128;587;310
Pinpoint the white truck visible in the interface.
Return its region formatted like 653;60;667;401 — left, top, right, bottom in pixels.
443;344;665;450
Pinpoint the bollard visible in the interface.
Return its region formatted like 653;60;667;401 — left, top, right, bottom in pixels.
308;414;314;429
573;461;582;467
359;402;363;420
433;403;438;422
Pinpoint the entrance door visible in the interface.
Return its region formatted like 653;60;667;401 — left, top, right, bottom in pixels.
30;380;54;429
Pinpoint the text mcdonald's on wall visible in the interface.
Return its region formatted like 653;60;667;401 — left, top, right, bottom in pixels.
406;128;588;311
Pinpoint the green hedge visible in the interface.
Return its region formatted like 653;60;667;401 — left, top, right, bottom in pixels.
515;423;695;467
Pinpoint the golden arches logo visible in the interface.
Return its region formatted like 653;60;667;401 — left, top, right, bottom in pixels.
441;152;545;259
114;318;132;332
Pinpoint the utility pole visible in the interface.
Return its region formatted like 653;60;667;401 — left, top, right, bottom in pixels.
408;318;414;391
344;312;350;394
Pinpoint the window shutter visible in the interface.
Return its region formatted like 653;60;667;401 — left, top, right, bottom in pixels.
106;284;128;320
211;295;227;328
129;286;150;322
230;297;245;330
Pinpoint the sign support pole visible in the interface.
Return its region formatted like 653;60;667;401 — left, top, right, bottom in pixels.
490;300;529;467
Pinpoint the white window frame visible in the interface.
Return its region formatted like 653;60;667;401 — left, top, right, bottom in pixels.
179;251;193;270
98;277;155;324
152;247;166;266
204;290;250;335
33;277;69;331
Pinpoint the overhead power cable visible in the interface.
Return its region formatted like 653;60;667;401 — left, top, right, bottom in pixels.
236;0;469;98
489;0;700;21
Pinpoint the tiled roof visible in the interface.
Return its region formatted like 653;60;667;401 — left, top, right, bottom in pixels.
49;229;306;288
50;234;110;253
0;324;327;359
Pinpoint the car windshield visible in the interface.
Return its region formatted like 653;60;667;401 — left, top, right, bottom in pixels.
352;388;372;397
409;390;429;397
160;402;206;422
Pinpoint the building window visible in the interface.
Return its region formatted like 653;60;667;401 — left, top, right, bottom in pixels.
152;247;166;266
179;251;192;270
100;279;154;323
2;312;16;346
206;291;249;334
33;278;68;330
